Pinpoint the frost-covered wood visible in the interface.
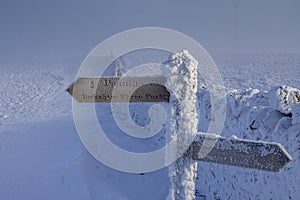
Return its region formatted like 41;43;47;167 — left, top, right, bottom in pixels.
192;133;293;172
166;50;198;200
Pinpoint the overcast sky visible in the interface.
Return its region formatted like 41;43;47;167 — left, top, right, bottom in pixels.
0;0;299;64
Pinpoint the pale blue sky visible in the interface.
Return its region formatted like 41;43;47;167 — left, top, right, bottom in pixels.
0;0;299;64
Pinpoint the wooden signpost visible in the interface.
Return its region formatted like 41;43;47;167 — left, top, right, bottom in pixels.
67;77;292;172
67;75;292;200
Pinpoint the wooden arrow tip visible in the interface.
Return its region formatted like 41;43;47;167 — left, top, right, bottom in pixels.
66;84;73;95
276;144;293;172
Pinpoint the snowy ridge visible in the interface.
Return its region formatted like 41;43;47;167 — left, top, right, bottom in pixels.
214;53;300;91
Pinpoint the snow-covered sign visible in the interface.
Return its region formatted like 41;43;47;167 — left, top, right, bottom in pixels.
68;50;294;200
193;133;292;172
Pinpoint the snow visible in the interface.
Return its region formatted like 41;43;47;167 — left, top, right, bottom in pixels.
166;50;198;200
1;52;300;199
0;59;79;129
292;103;300;125
230;135;238;139
268;85;300;114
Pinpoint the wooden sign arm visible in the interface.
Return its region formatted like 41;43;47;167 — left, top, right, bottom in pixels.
192;132;293;172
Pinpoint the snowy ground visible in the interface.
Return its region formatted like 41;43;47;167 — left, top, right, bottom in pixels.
0;53;300;199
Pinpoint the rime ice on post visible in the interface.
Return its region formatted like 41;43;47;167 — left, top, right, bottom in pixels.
166;50;198;200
